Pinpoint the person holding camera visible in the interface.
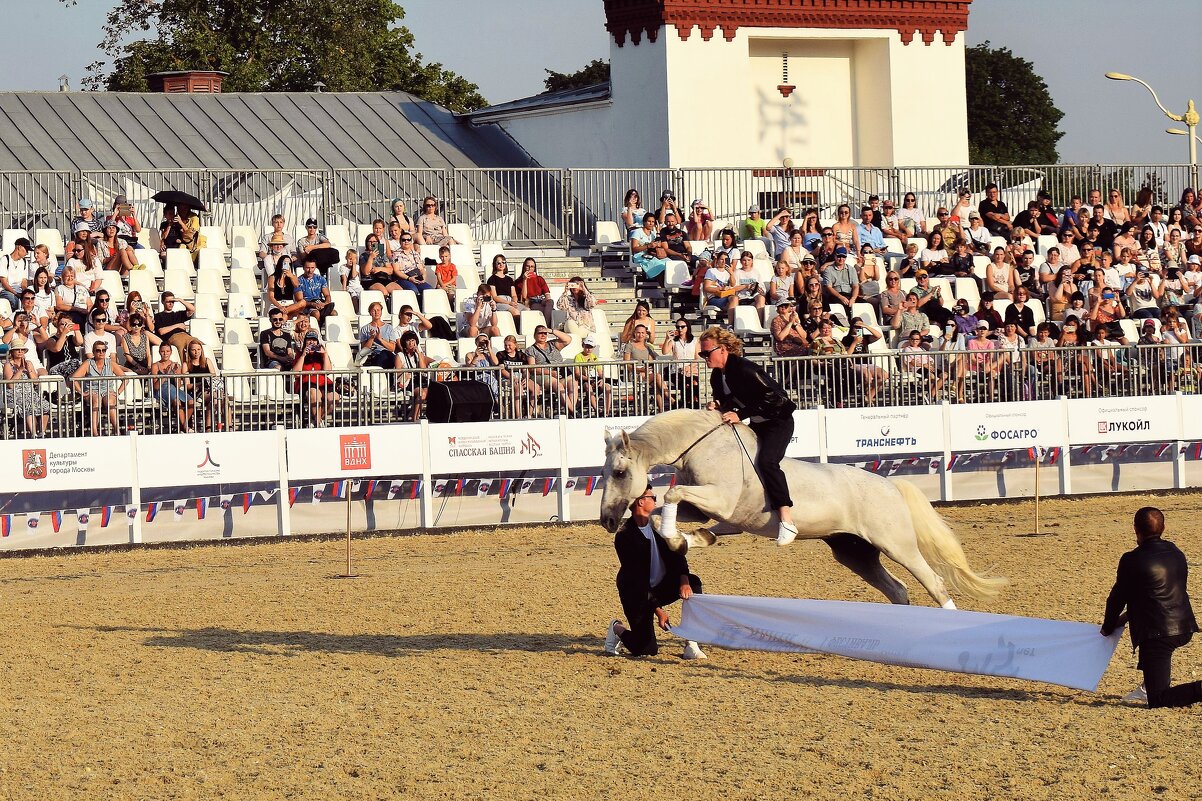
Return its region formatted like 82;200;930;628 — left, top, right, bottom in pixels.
653;190;681;225
687;199;713;242
555;276;596;337
463;285;501;339
1126;267;1164;319
292;330;339;428
516;257;552;325
770;299;807;358
461;333;500;402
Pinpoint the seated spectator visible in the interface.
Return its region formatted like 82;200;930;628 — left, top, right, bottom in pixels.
267;255;303;320
880;199;907;247
1126;269;1164;319
574;334;613;417
878;271;904;323
295;218;334;267
556;276;596;336
396;305;435;338
292;330;339;428
976;292;1004;332
857;245;883;307
151;342;193;432
898;241;921;278
630;213;669;280
1112;222;1139;259
396;330;452;421
951;298;978;336
3;336;50;438
414;196;457;246
813;225;842;269
777;229;809;275
66;225;103;293
1012;201;1043;240
109;194;142;248
359;234;403;294
154;291;195;363
893;292;929;335
657;210;693;265
742;204;775;257
525;325;579;416
688;228;741;294
686;199;713;243
459;333;500;402
498;334;539;415
462;285;501;338
652;189;681;225
71;338;128;436
765;207;797;258
260;309;298;370
71;197;102;235
334;248;363;307
30;245;57;285
83;306;118;359
702;251;739;326
984;247;1016;299
899;329;943;399
434;246;458;304
181;337;224;431
822;248;859;325
934;207;964;253
0;237;31;310
732;251;767;325
486;255;528;319
1136;227;1162;272
1013;251;1044;299
1163;228;1188;272
856;205;892;268
115;310;158;375
258;214;293;264
357;301;398;368
830;204;860;255
965;211;991;253
620;189;647;235
660;317;700;402
294;256;336;323
949;187;974;229
622;323;670;411
393;231;433;293
978;183;1011;238
897;193;927;235
911;270;953;328
1088;204;1118;251
388;199;414;235
45;310;84;379
1090;288;1130;344
516;257;552;325
767;258;795;306
948;240;980;290
97;220;136;275
920;230;950;271
164;203;201;261
54;266;91;327
620;301;657;344
770;299;808;357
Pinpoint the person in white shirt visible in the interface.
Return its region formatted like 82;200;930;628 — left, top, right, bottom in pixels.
0;237;32;310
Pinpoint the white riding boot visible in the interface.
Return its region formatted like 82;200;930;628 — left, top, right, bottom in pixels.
776;520;798;546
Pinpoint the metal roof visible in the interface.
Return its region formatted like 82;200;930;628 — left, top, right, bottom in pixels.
0;91;534;172
462;82;611;124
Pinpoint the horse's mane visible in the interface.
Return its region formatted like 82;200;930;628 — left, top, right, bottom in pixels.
628;409;725;464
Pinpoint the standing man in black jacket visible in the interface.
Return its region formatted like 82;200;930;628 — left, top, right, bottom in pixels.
605;488;706;660
699;327;799;546
1102;506;1202;708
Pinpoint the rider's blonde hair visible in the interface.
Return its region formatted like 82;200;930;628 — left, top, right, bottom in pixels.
699;326;744;356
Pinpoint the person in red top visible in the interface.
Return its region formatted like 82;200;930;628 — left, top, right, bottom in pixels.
517;257;552;325
434;245;458;304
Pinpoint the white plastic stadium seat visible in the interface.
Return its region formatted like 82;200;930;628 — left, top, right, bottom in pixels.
519;310;546;337
954;277;980;306
222;317;255;347
732;306;768;335
192;293;224;321
226;293;258;321
228;269;258;296
231;225;257;250
189;318;220;352
230;247;257;272
135;248;163;275
851;302;878;328
196;270;227;300
664;260;692;293
34;228;65;259
422;288;454;321
198;226;227;253
2;229;28;252
198;248;229;276
447;223;474;252
162;270;195;300
98;271;125;304
389;289;421;316
326;342;354;370
127;272;159;305
330;290;356;320
325;316;356;345
165;248;195;276
594;221;629;252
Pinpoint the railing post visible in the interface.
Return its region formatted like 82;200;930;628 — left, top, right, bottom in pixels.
557;414;571;522
127;430;143;544
1058;395;1072;496
816;404;828;464
419;418;433;528
561;168;574;251
940;399;953;502
275;424;291;536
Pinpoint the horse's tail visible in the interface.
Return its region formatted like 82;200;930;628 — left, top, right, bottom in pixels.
893;479;1008;603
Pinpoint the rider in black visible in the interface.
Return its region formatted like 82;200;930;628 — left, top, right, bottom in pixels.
699;327;799;545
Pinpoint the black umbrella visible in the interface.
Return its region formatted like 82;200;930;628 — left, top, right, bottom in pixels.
151;190;208;212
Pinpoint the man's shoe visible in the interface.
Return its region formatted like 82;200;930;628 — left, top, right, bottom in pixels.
776;521;799;546
604;619;622;656
682;641;707;660
1122;683;1148;704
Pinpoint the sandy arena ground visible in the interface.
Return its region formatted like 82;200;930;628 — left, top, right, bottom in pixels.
2;491;1202;800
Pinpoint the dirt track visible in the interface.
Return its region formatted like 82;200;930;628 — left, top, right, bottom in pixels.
2;491;1201;800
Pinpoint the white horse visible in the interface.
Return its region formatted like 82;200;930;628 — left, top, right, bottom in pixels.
599;409;1006;608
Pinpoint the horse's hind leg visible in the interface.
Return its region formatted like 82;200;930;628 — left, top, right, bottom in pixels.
825;534;910;605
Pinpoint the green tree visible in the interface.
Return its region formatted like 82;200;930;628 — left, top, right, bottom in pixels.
65;0;486;112
966;42;1064;165
543;60;610;94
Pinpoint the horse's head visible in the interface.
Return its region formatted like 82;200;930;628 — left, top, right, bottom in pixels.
599;429;649;533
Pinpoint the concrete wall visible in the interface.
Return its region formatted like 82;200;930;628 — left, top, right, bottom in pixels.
495;25;968;170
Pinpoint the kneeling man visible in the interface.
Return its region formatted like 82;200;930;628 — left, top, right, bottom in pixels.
605;488;706;659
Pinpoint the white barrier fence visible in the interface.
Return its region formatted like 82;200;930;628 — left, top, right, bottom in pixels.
4;394;1202;550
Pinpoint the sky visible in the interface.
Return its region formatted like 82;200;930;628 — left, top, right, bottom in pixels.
5;0;1201;165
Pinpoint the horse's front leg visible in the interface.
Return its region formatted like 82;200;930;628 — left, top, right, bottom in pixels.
656;483;742;551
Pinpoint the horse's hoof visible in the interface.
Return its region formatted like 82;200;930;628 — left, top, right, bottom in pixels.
690;528;717;547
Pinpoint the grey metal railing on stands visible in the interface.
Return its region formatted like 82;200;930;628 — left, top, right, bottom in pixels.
3;344;1198;440
5;164;1197;254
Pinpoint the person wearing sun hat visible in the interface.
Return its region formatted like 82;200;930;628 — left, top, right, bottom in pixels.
4;335;50;437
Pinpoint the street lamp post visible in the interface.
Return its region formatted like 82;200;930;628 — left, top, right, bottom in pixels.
1105;72;1199;189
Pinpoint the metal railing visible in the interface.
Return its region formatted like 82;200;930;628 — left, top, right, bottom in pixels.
3;344;1198;440
4;163;1197;254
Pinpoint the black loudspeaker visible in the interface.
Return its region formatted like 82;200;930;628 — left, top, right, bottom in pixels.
425;380;493;423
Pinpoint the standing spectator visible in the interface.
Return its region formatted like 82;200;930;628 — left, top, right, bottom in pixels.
556;276;596;336
900;329;942;399
4;336;50;438
259;309;298;370
525;325;579;415
154;291;195;363
292;331;339;428
414;196;457;246
1102;507;1202;708
294;257;336;323
574;335;613;417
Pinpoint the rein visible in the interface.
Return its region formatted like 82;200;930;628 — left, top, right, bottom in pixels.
665;421;726;466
